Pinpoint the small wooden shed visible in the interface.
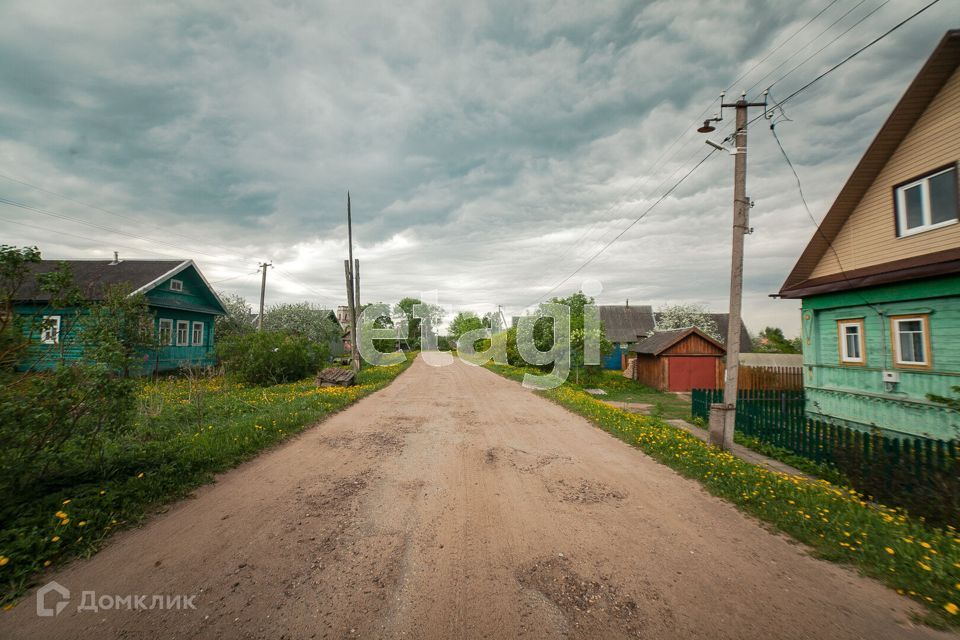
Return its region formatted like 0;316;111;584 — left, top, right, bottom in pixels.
628;328;725;392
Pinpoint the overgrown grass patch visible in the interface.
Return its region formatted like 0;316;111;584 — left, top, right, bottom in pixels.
0;355;413;607
486;362;960;626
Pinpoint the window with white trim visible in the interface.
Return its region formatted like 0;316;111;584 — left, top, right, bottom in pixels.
838;319;864;364
191;321;204;346
176;320;190;346
895;166;958;236
892;315;929;367
41;315;61;344
170;279;184;292
158;318;173;345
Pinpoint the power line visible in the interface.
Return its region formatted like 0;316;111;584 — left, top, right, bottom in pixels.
743;0;873;97
528;148;718;308
768;117;883;320
0;171;242;257
0;192;344;301
750;0;944;118
757;0;893;95
0;195;226;260
540;0;845;268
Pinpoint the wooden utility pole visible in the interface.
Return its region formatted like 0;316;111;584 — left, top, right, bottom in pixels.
353;257;361;370
257;261;272;331
345;193;360;372
699;91;766;450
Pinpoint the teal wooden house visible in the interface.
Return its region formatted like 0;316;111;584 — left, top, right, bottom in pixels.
778;31;960;440
13;258;227;374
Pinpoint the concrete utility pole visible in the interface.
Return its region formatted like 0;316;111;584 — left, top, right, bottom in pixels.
697;91;766;450
257;261;272;331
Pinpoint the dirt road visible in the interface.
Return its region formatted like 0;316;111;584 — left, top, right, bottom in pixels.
2;356;951;639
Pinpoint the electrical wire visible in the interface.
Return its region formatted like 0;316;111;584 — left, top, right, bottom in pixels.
528;148;719;308
743;0;874;97
749;0;944;121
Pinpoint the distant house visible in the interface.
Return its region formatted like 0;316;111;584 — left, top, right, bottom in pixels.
597;302;750;370
597;304;656;369
628;328;725;392
12;258;226;373
777;30;960;440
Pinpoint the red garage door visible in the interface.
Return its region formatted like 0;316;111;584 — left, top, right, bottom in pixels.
667;357;717;392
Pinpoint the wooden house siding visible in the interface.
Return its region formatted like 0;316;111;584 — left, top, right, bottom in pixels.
809;66;960;279
14;261;224;374
800;274;960;439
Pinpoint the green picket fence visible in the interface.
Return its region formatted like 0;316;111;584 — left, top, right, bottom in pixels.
691;387;960;525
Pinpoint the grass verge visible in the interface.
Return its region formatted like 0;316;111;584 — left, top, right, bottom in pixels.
486;361;960;626
0;355;414;607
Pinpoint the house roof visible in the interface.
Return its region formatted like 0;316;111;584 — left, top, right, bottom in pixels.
13;259;227;314
779;30;960;297
739;353;802;367
597;305;655;342
628;327;725;356
706;313;753;353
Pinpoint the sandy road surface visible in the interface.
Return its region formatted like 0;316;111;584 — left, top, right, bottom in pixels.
1;356;952;639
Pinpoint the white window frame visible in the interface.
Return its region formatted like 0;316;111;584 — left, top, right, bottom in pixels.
176;320;190;346
170;279;184;292
158;318;173;345
41;315;61;345
891;315;930;368
895;166;958;237
837;319;864;364
191;321;204;346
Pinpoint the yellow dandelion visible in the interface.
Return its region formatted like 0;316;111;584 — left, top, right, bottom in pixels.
945;603;959;616
51;536;60;542
885;547;895;555
0;556;8;566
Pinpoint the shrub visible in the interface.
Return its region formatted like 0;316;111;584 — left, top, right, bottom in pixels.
216;331;327;385
0;364;136;498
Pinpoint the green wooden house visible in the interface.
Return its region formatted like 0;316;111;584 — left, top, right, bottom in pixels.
13;258;227;374
778;31;960;440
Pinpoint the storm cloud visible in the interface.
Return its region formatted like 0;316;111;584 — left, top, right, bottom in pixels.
0;0;952;335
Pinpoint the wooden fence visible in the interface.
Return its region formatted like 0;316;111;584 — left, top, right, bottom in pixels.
737;365;803;390
691;388;960;525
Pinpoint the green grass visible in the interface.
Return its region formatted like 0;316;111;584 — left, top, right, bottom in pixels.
0;355;414;607
486;361;960;626
575;370;693;421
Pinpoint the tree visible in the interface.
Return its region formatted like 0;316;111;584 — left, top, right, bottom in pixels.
215;292;254;341
448;311;484;341
0;246;83;370
530;292;612;385
0;246;137;495
656;304;722;341
263;302;341;347
753;326;802;354
82;284;156;376
393;297;444;350
216;331;327;385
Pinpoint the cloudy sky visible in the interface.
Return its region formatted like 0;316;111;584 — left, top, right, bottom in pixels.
0;0;953;335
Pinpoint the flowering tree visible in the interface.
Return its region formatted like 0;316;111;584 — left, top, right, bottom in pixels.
655;303;722;341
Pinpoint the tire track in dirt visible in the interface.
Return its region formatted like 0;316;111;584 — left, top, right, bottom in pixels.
0;355;953;640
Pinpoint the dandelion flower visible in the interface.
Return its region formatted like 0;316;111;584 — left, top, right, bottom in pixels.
885;547;895;555
945;603;958;616
51;536;60;542
0;556;8;566
55;511;68;520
